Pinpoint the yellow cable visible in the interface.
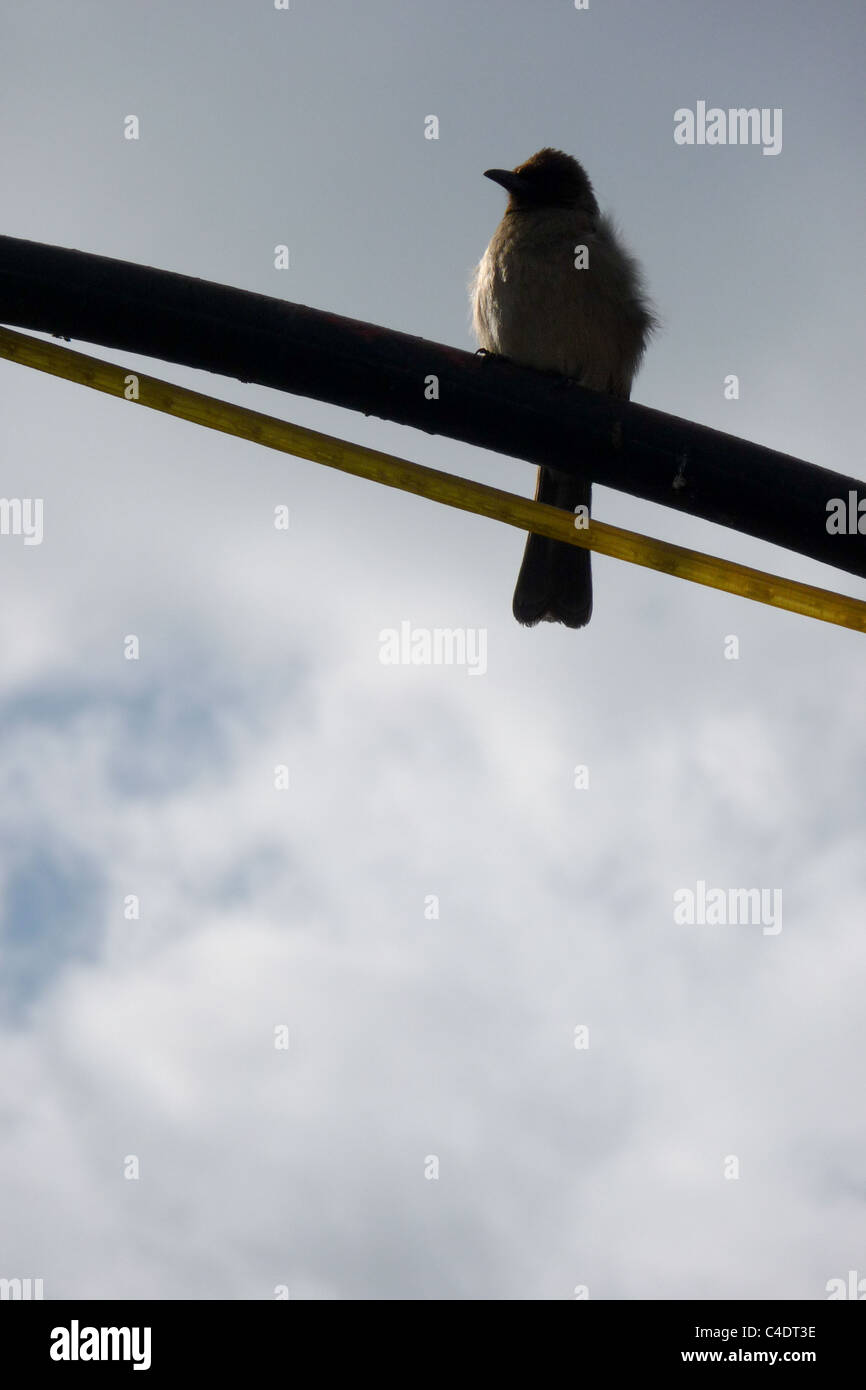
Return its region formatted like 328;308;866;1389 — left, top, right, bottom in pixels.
1;324;864;633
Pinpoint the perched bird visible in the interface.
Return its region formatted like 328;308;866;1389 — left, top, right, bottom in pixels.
471;148;655;627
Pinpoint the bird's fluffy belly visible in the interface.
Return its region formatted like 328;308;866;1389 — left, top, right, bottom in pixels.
473;242;623;385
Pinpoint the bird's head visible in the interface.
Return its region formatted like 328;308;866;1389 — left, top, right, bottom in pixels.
484;148;598;215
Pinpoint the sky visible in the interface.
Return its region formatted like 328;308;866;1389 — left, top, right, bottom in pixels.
0;0;865;1300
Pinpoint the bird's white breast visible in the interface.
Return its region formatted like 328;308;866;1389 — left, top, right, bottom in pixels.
472;209;647;393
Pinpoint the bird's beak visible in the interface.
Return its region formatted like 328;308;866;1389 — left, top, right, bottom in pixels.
484;168;530;197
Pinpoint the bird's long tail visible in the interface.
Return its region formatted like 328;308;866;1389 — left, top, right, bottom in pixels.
512;465;592;628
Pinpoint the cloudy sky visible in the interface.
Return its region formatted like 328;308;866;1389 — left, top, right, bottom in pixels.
1;0;865;1299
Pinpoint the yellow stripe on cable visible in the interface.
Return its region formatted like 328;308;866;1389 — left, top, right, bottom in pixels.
1;324;864;634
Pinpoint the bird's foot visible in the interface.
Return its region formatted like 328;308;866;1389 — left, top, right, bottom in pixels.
475;347;512;363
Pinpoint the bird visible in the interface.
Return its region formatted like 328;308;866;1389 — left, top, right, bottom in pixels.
471;148;655;628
